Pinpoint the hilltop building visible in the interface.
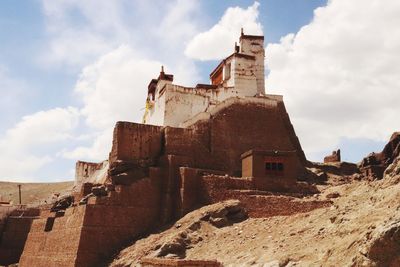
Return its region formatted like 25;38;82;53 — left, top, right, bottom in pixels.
143;29;265;127
6;31;313;267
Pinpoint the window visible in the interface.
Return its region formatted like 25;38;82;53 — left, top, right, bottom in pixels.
266;162;271;170
277;163;284;171
265;161;284;176
224;63;231;80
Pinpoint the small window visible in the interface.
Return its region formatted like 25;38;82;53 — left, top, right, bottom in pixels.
271;162;277;170
265;162;271;170
265;161;284;176
277;163;284;171
224;63;231;80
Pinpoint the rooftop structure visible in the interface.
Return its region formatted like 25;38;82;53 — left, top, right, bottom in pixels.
143;29;266;127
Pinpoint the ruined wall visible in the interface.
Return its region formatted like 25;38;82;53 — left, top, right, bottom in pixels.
0;208;40;266
74;160;108;190
324;149;341;163
109;122;162;164
20;173;162;267
198;175;328;218
359;132;400;179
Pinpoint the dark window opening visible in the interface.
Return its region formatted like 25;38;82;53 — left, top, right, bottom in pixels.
277;163;284;171
44;217;55;232
265;162;271;170
265;161;284;176
271;162;277;170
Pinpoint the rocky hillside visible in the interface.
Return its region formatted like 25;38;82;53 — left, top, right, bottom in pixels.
110;152;400;266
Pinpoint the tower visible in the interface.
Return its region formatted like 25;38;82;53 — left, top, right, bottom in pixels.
239;28;265;94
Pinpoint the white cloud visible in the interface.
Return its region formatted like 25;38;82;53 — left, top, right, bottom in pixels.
266;0;400;160
61;128;113;161
185;1;263;60
40;0;131;68
55;0;202;162
75;45;162;129
0;107;80;181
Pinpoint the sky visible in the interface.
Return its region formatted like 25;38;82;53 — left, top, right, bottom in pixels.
0;0;399;182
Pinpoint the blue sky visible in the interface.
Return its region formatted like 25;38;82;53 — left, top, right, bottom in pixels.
1;0;399;182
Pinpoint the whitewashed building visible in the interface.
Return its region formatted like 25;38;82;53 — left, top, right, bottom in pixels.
143;30;267;127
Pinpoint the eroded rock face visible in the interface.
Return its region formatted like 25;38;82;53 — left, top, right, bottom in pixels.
360;132;400;179
356;220;400;266
324;149;341;163
50;195;74;212
154;200;248;259
108;160;152;185
368;221;400;265
383;156;400;186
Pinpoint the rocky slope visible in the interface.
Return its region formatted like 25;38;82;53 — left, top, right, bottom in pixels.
110;156;400;267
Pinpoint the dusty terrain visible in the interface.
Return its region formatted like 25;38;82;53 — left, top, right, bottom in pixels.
110;159;400;267
0;181;73;205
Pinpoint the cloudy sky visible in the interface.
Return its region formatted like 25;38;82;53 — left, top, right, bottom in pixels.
1;0;399;182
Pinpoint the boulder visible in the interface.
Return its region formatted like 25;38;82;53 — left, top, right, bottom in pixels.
50;195;74;212
366;220;400;266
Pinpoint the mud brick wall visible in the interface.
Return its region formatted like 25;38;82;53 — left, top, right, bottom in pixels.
185;102;307;176
163;126;215;168
199;175;330;218
179;172;255;215
109;122;162;164
20;175;162;267
141;258;222;266
158;155;193;222
19;205;86;267
75;161;106;187
241;150;304;190
0;216;37;266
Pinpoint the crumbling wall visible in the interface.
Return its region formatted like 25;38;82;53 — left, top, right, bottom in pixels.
109;122;162;164
74;160;108;190
198;175;327;218
324;149;341;163
0;208;40;266
359;132;400;179
20;173;162;267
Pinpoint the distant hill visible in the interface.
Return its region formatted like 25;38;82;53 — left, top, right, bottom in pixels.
0;181;74;205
